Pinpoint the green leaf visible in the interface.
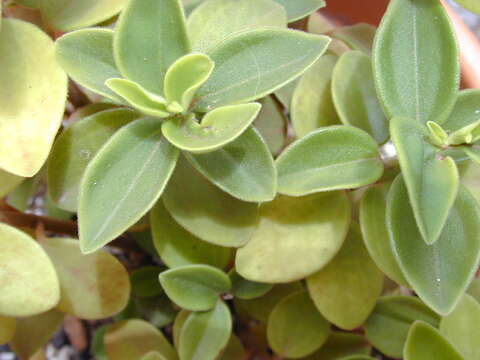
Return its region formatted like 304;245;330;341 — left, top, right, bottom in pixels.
235;192;350;283
404;321;464;360
42;238;130;319
0;19;67;177
179;300;232;360
9;309;64;359
113;0;190;94
151;201;231;269
373;0;459;124
131;267;163;298
359;186;409;286
332;51;388;144
194;29;330;111
105;78;171;118
173;309;191;348
40;0;128;31
390;116;459;244
253;96;287;155
330;24;376;54
442;89;480;131
427;121;449;147
55;29;122;102
387;176;480;315
217;335;246;360
91;325;109;360
276;126;383;196
187;0;287;52
272;0;326;22
0;316;15;345
164;53;214;110
365;295;440;358
0;170;23;198
105;319;177;360
267;290;330;358
142;352;168;360
307;224;384;330
185;127;276;202
162;156;259;247
79;117;179;254
159;265;231;311
229;268;273;300
302;332;371;360
468;278;480;303
7;175;41;212
440;294;480;360
134;295;177;328
291;53;340;138
162;103;261;153
0;224;59;317
48;109;139;212
454;0;480;14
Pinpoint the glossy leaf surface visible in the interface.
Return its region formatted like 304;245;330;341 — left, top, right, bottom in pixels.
179;301;232;360
194;29;330;111
440;294;480;360
359;186;409;286
79;117;179;253
0;19;67;177
163;157;259;247
267;291;330;358
55;29;122;101
151;201;231;269
185;127;276;202
236;192;350;283
159;265;231;311
365;295;440;358
229;268;273;300
291;53;340;138
373;0;459;124
332;51;388;143
48;109;138;212
42;238;130;319
404;321;463;360
187;0;286;52
307;224;383;330
276;126;383;196
387;176;480;315
105;319;177;360
272;0;325;22
162;103;261;153
114;0;190;94
0;224;59;317
391;116;458;244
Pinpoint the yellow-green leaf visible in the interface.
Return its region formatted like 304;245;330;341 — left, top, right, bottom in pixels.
0;170;23;198
272;0;325;22
253;96;287;155
303;332;371;360
229;268;273;300
455;0;480;15
0;316;15;345
442;89;480;131
330;24;376;54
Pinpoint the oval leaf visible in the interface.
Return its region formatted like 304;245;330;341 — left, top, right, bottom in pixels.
272;0;325;22
0;170;23;198
187;0;287;52
307;224;384;330
194;29;330;111
303;332;371;360
164;53;214;109
391;116;459;244
365;295;440;358
440;294;480;360
48;108;139;212
105;319;177;360
359;186;409;286
114;0;190;94
291;53;340;138
162;103;261;153
332;51;388;143
276;126;383;196
404;321;463;360
79;117;180;253
373;0;459;124
267;290;330;358
185;127;276;202
387;176;480;315
330;24;376;54
229;268;273;300
442;89;480;131
41;238;130;319
162;156;259;247
159;265;231;311
179;300;232;360
0;224;59;317
0;19;67;177
253;96;287;155
235;191;350;283
55;29;122;101
151;201;231;269
131;266;163;298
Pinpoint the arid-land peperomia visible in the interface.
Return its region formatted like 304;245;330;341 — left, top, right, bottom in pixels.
0;0;480;359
